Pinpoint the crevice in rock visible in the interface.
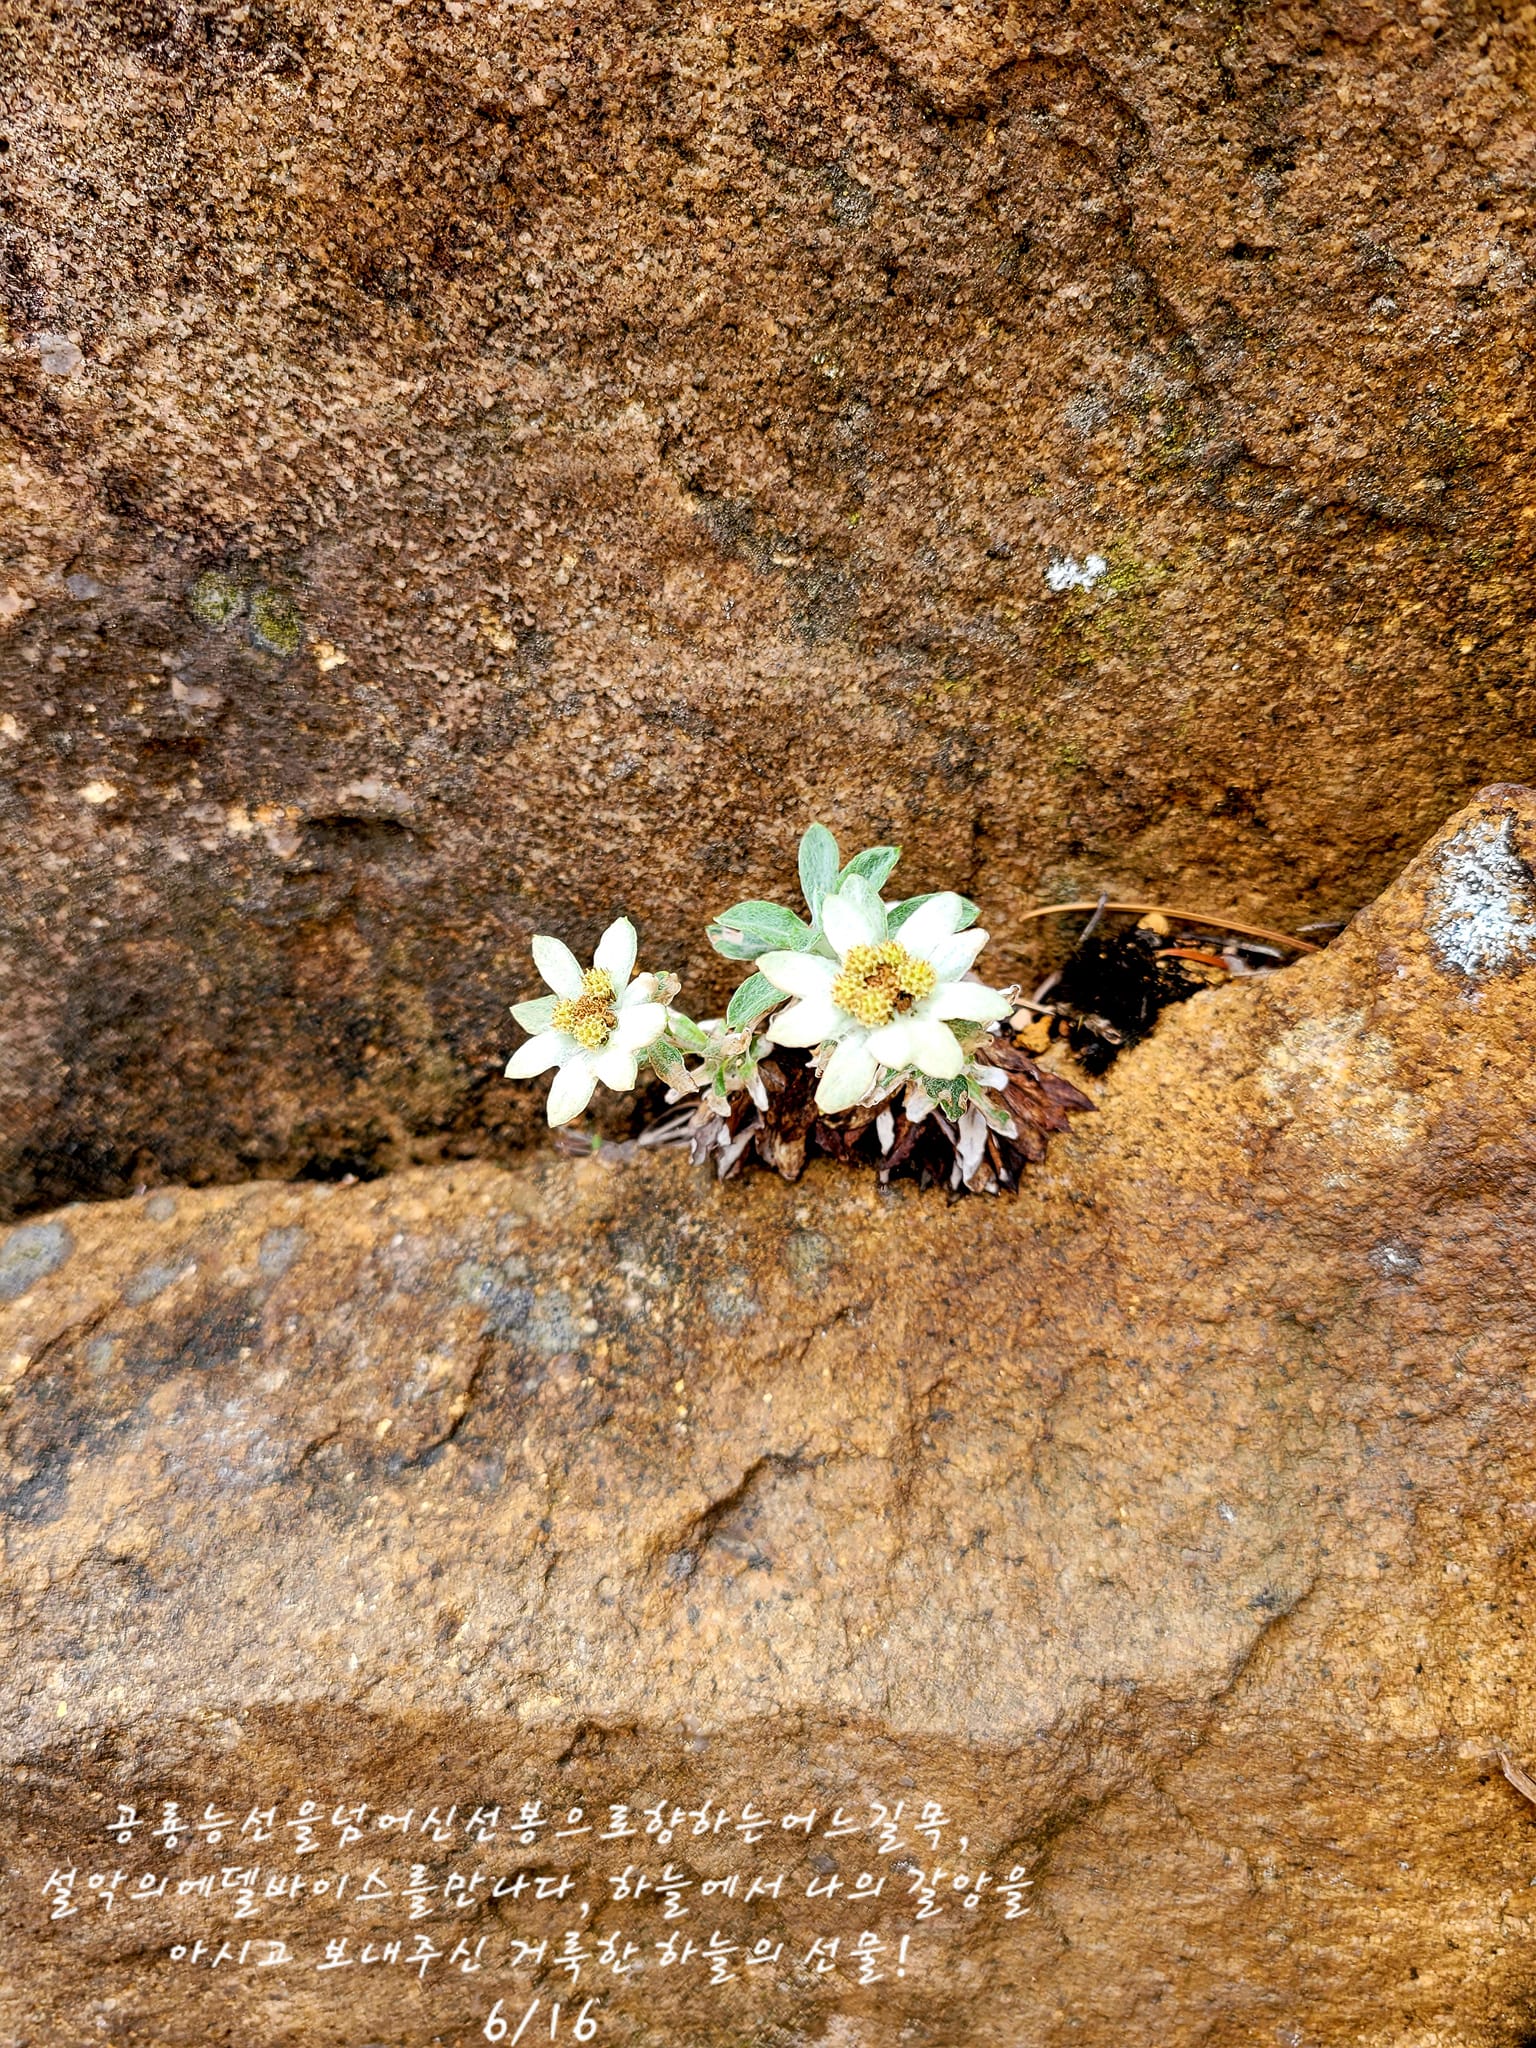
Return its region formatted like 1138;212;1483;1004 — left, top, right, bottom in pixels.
654;1449;833;1585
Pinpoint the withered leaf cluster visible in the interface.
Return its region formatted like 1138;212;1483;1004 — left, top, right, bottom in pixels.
646;1036;1092;1195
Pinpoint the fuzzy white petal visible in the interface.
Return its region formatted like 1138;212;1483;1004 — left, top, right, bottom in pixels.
926;928;989;980
929;980;1013;1023
610;1001;667;1052
896;891;967;956
505;1029;570;1078
546;1055;598;1125
616;971;658;1010
593;916;638;989
766;995;844;1047
532;934;584;999
821;887;883;957
815;1035;880;1113
758;950;839;998
863;1019;921;1069
904;1015;966;1078
593;1043;639;1091
510;994;559;1032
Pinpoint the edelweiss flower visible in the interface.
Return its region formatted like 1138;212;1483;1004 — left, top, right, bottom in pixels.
506;917;667;1126
758;883;1012;1113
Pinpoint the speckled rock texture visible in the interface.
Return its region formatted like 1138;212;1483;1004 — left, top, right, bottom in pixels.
2;785;1534;2045
2;0;1535;1213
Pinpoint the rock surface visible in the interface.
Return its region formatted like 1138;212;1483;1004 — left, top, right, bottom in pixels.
3;0;1536;1211
2;785;1535;2044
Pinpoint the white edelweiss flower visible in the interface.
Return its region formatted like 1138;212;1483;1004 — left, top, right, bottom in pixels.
757;880;1012;1114
505;916;667;1126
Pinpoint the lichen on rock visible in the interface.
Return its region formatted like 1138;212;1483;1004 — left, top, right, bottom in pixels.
186;569;247;629
1426;810;1536;981
245;585;304;657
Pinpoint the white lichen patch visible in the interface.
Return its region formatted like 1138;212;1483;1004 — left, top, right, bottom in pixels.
1257;1009;1427;1162
1369;1243;1421;1279
1427;813;1536;979
1046;552;1108;593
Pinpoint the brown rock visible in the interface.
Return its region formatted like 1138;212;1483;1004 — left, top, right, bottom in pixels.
3;1;1536;1211
2;785;1534;2043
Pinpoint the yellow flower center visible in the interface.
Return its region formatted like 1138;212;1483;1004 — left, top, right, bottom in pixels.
551;967;618;1050
830;940;937;1028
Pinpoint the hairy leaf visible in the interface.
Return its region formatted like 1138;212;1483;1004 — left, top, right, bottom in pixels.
706;898;813;961
666;1012;712;1055
797;822;840;918
840;843;901;892
647;1039;694;1091
726;971;784;1032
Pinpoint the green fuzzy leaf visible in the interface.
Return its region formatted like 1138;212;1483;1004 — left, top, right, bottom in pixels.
840;843;901;893
510;994;559;1031
726;971;783;1032
706;898;813;962
888;890;981;933
666;1011;712;1055
927;1082;966;1122
797;822;840;918
647;1039;691;1089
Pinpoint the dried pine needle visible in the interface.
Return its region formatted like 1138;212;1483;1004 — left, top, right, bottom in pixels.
1017;901;1322;953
